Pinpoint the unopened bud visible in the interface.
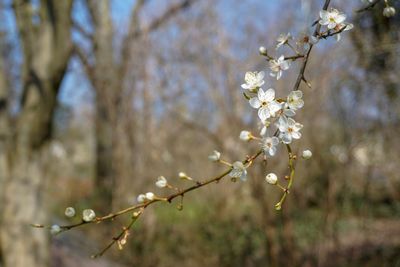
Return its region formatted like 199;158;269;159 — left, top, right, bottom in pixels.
208;150;221;162
50;224;62;235
302;150;312;160
145;192;155;201
239;130;253;141
179;172;192;181
383;6;396;17
64;207;76;218
265;173;278;185
82;209;96;222
155;176;168;188
259;46;268;55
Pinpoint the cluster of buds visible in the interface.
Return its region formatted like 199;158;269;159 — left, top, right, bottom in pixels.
50;207;96;235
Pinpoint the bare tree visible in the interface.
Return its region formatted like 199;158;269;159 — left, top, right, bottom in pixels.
0;1;73;266
74;0;196;212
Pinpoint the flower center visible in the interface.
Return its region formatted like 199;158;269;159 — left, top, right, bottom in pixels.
262;101;267;106
288;127;293;133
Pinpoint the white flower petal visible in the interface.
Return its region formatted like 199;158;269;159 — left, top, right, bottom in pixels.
269;146;277;156
264;88;275;102
281;133;292;144
257;88;266;100
292;132;302;139
336;14;346;23
271;137;279;145
276;70;282;80
241;83;250;90
257;71;265;80
320;10;329;20
249;97;261;109
258;107;270;121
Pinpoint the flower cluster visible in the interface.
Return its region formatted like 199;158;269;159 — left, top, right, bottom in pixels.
319;8;353;41
234;7;351;194
242;72;304;146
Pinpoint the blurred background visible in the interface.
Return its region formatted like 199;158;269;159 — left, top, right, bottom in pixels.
0;0;399;266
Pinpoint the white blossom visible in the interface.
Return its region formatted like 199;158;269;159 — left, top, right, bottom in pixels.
137;194;146;203
383;6;396;17
241;71;265;91
262;136;280;156
50;224;62;235
276;116;303;144
319;8;346;30
229;161;247;181
155;176;168;188
249;88;281;121
64;207;76;218
302;150;313;159
284;90;304;116
145;192;155;201
82;209;96;222
208;150;221;162
269;55;290;80
265;173;278;185
276;33;291;49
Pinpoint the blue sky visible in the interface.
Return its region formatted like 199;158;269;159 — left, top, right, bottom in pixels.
59;0;282;109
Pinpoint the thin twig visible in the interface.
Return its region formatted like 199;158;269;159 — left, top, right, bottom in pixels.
31;149;264;233
356;0;383;13
292;0;331;92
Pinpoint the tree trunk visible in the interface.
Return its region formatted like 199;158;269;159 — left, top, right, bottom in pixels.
0;46;10;266
0;1;72;266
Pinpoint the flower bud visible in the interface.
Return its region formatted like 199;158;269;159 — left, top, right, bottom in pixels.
50;224;62;235
64;207;76;218
302;149;312;160
208;150;221;162
137;194;146;203
383;6;396;17
145;192;155;201
155;176;168;188
239;131;252;141
179;172;192;180
259;46;267;55
265;173;278;185
82;209;96;222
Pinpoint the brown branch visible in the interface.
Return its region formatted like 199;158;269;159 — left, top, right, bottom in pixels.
119;0;196;81
33;150;263;231
72;44;94;79
284;54;305;61
141;0;194;36
72;19;94;40
292;0;331;91
356;0;383;13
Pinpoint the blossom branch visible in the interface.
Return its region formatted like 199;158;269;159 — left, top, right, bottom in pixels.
33;0;362;258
